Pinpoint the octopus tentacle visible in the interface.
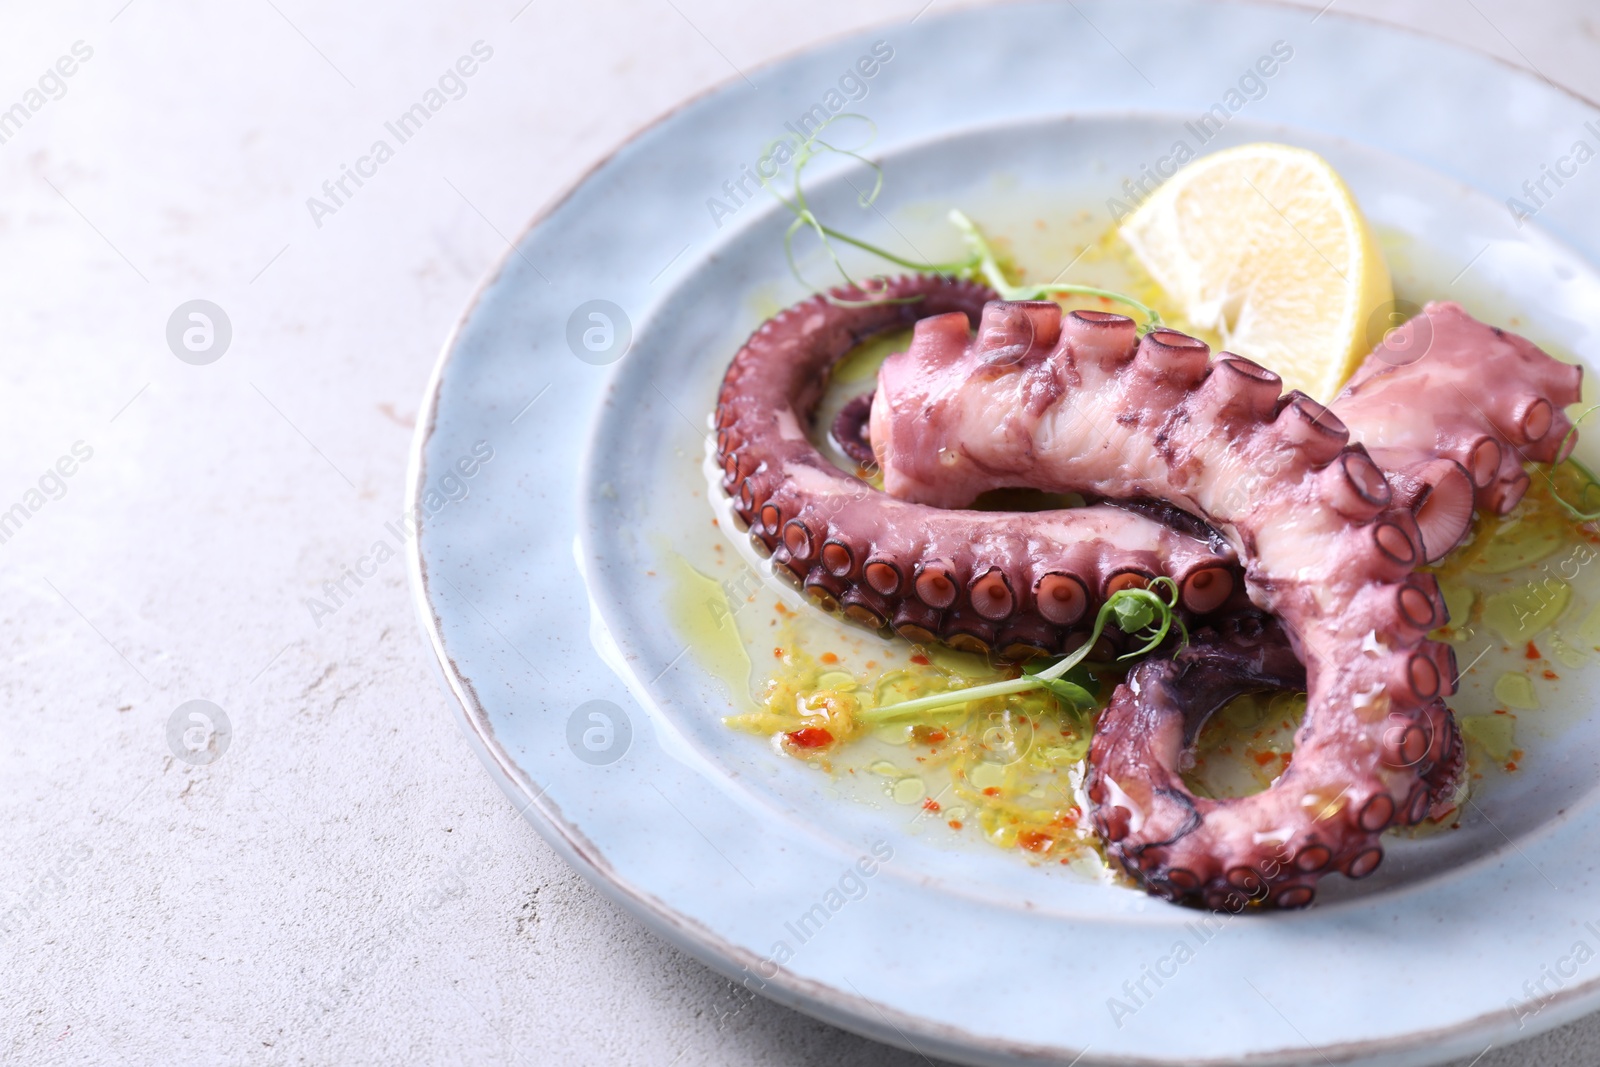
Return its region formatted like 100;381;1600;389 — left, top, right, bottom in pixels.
867;300;1576;905
1088;617;1465;909
839;305;1572;562
831;393;877;467
1333;301;1584;534
713;275;1241;656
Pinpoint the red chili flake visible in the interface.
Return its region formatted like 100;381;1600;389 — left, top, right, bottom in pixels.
1526;641;1541;660
1018;830;1053;853
773;647;784;658
785;727;833;749
921;798;942;813
910;725;947;745
1494;708;1508;715
1506;761;1519;772
910;654;930;666
1544;670;1560;680
1280;752;1293;766
1253;751;1277;766
982;787;1001;797
865;660;877;669
948;819;964;830
710;518;719;527
820;652;839;665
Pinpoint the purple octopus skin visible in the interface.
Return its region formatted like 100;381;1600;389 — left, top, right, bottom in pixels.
712;276;1243;661
867;298;1580;907
1092;615;1464;909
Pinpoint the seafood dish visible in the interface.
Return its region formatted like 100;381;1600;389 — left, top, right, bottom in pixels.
705;139;1594;910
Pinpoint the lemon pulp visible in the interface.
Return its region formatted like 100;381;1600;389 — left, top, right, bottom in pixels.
1119;142;1393;401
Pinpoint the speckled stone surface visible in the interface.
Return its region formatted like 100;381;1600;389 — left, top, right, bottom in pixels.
2;1;1598;1064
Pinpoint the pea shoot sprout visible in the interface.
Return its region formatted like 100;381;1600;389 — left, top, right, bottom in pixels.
860;578;1186;722
766;118;1163;330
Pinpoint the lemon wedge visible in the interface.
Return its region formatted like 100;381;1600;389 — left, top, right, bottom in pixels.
1118;142;1392;402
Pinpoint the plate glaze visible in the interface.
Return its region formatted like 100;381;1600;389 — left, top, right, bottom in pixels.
407;4;1600;1063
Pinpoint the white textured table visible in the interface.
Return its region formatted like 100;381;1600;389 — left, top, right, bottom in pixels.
3;2;1598;1064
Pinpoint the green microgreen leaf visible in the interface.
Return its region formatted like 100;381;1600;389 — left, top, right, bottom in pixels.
1113;593;1156;634
1029;675;1098;711
861;578;1184;722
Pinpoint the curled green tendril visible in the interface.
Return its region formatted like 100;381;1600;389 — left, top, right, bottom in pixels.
765;120;1161;329
765;116;963;306
860;578;1186;722
945;210;1163;332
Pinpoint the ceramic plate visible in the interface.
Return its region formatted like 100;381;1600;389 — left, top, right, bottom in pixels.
407;3;1600;1063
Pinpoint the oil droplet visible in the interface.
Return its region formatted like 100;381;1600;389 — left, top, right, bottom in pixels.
1577;600;1600;648
870;724;911;746
816;671;857;691
833;328;913;384
1550;631;1590;669
969;762;1006;791
1492;671;1539;710
1439;581;1476;630
869;760;901;777
892;777;926;805
926;645;993;675
664;551;752;698
1467;517;1565;574
1220;692;1268;729
1460;714;1516;760
1482;579;1570;644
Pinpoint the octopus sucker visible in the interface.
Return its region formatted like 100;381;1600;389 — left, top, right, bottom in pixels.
713;275;1243;656
1033;571;1089;626
859;291;1575;907
1377;456;1476;564
1176;563;1234;613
